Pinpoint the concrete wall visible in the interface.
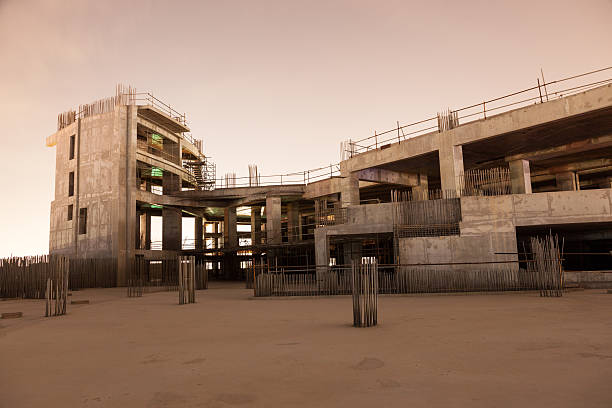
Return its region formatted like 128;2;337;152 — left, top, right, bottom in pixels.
399;189;612;265
346;202;394;225
49;110;121;257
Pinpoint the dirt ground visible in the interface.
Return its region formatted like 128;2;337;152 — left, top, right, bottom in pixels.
1;283;611;408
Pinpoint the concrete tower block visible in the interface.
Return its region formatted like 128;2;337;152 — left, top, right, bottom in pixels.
266;196;282;245
509;159;532;194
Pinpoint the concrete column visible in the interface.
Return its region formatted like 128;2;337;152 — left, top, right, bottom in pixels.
341;172;360;207
266;196;282;245
509;159;532;194
223;207;238;249
287;202;300;242
162;208;182;250
556;171;577;191
251;206;261;245
223;207;238;280
439;142;464;194
412;173;429;200
136;210;151;251
162;171;182;250
195;216;203;250
135;210;141;249
144;211;151;250
314;228;328;283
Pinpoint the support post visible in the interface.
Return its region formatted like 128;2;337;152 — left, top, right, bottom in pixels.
555;171;578;191
266;196;282;245
195;216;203;250
251;206;262;245
287;202;300;243
509;159;532;194
439;142;464;195
340;172;360;207
162;172;182;251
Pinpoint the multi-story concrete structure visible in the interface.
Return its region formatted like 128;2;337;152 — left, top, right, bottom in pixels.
47;87;215;284
47;72;612;287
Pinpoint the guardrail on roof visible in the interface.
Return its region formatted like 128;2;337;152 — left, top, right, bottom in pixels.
343;66;612;158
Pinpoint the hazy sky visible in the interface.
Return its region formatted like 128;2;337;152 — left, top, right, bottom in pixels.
0;0;610;256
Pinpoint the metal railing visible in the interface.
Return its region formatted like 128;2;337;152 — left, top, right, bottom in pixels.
212;163;341;188
131;92;188;127
344;67;612;157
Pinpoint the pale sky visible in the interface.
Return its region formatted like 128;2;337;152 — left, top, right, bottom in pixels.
0;0;610;257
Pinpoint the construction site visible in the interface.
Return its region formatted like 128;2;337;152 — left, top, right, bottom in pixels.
35;67;612;292
2;67;612;407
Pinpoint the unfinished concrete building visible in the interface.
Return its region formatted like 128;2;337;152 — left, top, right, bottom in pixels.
47;70;612;289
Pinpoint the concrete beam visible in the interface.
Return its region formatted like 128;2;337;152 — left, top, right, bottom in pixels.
356;168;419;186
506;133;612;162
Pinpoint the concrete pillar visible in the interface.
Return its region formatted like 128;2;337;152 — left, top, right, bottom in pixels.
341;172;359;207
287;202;300;242
162;208;182;250
412;173;429;200
144;211;151;250
162;171;182;250
556;171;577;191
314;228;328;283
223;207;238;249
223;207;238;280
136;210;150;250
266;196;282;245
251;206;261;245
439;142;464;195
509;159;532;194
195;216;203;250
135;210;141;249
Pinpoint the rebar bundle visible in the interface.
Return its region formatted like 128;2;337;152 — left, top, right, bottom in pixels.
529;235;564;297
461;167;511;197
391;189;461;238
45;256;69;317
57;110;76;130
248;164;259;187
437;108;459;132
252;263;545;297
178;256;196;305
127;256;145;297
225;172;236;188
352;260;378;327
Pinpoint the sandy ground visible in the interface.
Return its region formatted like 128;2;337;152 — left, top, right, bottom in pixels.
1;283;611;408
